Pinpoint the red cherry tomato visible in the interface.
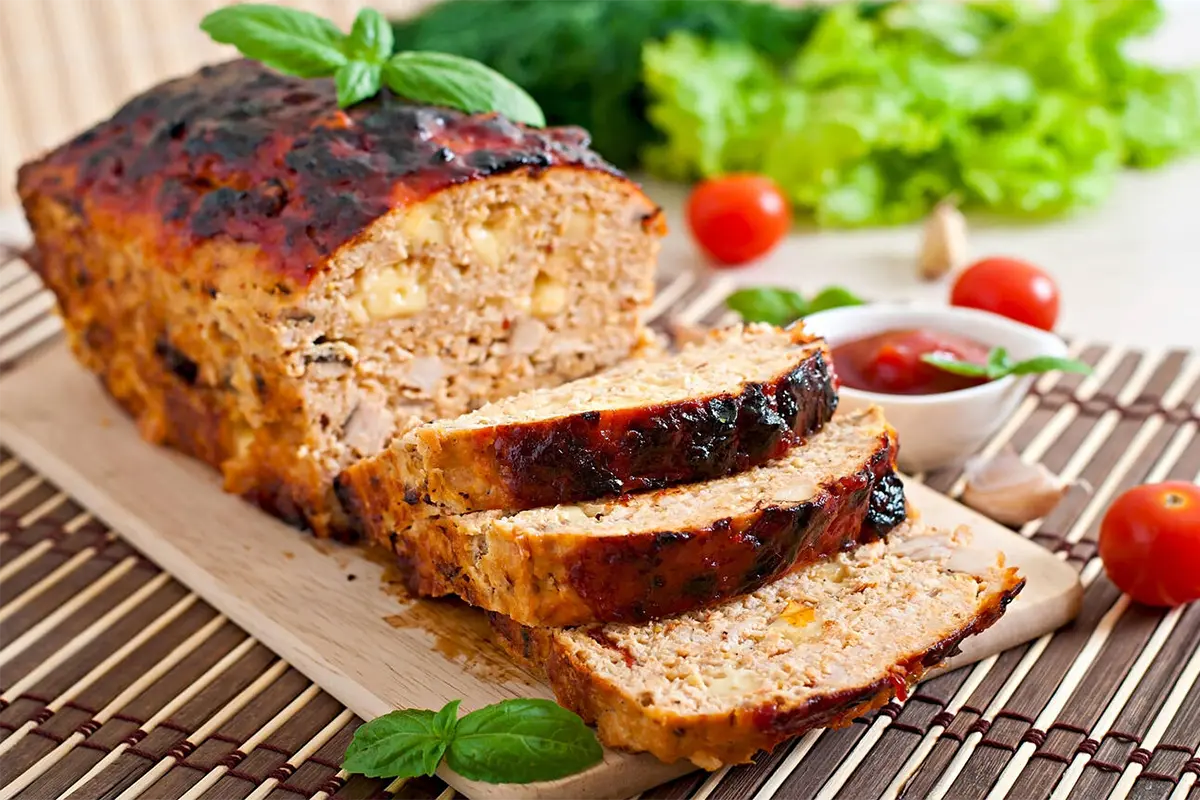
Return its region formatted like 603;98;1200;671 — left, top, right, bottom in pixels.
1098;482;1200;607
950;257;1060;331
686;174;791;266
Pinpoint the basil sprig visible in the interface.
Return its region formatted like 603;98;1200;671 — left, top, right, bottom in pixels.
201;4;545;124
343;698;603;784
726;286;865;326
921;347;1091;380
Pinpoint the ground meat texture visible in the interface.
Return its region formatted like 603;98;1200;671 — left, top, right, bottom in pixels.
338;326;838;543
17;60;665;538
391;408;905;626
490;521;1024;770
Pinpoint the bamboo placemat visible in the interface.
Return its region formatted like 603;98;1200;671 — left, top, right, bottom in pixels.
1;243;1199;800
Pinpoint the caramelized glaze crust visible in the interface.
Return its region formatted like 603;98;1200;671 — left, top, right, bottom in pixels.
339;327;837;541
19;59;618;286
17;60;663;537
395;413;904;627
483;350;838;509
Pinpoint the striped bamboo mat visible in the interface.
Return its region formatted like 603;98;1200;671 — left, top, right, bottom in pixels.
1;244;1199;800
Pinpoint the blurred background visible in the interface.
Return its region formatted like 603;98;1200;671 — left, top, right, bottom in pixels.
0;1;440;210
1;0;1197;346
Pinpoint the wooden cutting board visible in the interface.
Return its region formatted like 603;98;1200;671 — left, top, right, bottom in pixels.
0;346;1083;800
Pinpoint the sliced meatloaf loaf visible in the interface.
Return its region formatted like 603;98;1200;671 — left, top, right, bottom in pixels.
492;521;1024;769
17;59;664;538
338;324;838;538
393;407;903;626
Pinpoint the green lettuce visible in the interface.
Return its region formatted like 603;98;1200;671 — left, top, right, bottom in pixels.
642;0;1200;226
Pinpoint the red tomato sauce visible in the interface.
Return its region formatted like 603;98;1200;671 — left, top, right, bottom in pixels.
832;329;991;395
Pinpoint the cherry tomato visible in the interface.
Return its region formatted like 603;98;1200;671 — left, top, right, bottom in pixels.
1098;482;1200;607
950;257;1060;331
686;174;791;266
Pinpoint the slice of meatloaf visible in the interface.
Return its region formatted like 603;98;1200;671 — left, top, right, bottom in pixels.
491;521;1024;770
17;59;664;538
337;324;838;538
392;407;904;626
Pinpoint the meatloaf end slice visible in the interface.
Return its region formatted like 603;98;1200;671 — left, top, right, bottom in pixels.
395;406;904;626
17;60;664;538
491;520;1024;769
338;324;838;538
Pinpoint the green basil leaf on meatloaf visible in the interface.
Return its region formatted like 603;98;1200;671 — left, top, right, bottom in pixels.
342;706;453;780
445;698;602;783
200;4;348;79
336;61;383;108
384;51;547;127
200;4;546;122
348;8;394;65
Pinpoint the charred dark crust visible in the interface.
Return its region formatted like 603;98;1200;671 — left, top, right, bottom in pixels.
17;59;621;285
864;472;907;536
487;350;838;509
563;433;901;623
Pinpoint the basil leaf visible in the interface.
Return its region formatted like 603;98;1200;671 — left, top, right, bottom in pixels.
200;5;347;78
446;698;602;784
726;287;808;326
342;708;451;779
806;286;865;315
985;346;1012;380
348;8;393;65
920;353;990;378
1007;356;1093;376
336;61;382;108
432;699;461;740
384;51;546;127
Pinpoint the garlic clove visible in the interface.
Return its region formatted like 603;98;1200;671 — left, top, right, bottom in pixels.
960;448;1070;527
919;200;969;281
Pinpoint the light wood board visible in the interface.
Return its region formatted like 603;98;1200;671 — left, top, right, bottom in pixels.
0;347;1083;800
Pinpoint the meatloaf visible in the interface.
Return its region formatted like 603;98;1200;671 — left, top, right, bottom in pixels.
396;407;903;626
16;59;665;538
492;521;1024;769
338;324;837;539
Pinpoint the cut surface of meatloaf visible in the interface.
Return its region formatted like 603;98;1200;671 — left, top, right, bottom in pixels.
338;324;838;538
491;521;1024;769
17;59;664;538
393;406;904;626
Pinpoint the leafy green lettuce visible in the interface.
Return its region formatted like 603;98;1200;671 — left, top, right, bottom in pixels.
643;0;1200;226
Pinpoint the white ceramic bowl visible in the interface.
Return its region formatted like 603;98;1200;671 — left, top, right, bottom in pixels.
802;304;1068;473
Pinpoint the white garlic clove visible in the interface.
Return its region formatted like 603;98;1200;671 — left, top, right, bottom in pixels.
960;448;1070;527
919;200;969;281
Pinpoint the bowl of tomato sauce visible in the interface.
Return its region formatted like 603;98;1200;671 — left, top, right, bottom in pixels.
803;304;1068;473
